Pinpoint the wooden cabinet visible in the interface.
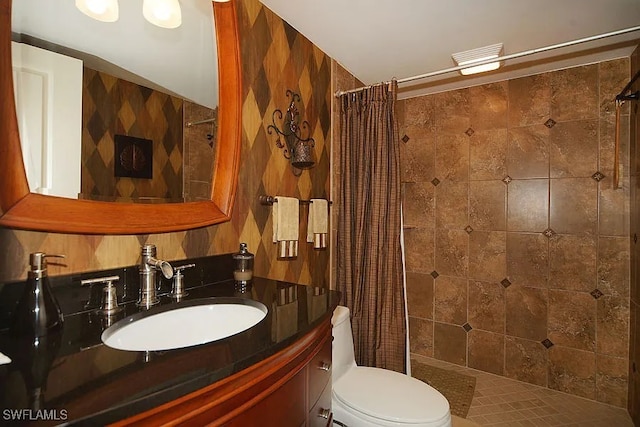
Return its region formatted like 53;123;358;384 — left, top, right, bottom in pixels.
111;317;332;426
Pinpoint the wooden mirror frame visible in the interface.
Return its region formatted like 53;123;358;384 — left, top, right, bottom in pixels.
0;0;241;234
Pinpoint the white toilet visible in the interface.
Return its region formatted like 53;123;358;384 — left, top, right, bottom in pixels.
331;306;452;427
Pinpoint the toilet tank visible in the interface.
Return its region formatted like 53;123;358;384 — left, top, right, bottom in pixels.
331;306;357;382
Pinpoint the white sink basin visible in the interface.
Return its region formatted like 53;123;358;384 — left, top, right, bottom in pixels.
101;298;268;351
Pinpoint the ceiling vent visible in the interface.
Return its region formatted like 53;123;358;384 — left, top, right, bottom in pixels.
452;43;504;75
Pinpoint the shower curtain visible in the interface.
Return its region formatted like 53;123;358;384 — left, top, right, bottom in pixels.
337;81;406;373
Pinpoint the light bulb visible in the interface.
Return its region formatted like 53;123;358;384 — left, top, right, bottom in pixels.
143;0;182;29
75;0;119;22
86;0;108;14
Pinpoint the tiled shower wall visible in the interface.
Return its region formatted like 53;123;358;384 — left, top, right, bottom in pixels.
0;0;331;288
401;59;632;407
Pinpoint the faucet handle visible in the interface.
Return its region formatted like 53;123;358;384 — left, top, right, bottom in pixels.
174;263;195;273
169;264;195;300
81;275;122;315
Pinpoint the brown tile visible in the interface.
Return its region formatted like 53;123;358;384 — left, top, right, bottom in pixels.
435;228;468;278
549;234;597;292
505;336;548;387
403;182;435;228
434;322;467;366
435;133;469;182
507;125;550;179
468;330;505;375
596;354;629;408
548;289;596;351
469;231;506;282
435;180;468;229
469;129;508;180
599;58;630;117
434;89;470;135
599;114;630;180
599;181;630;237
549;119;598;178
406;272;434;319
404;227;434;274
409;316;434;357
551;64;599;121
508;73;551;127
597;236;630;297
507;179;549;232
506;232;548;288
468;280;505;333
434;276;467;325
469;82;508;130
549;178;597;235
401;124;436;183
403;95;437;127
469;181;506;231
506;285;548;341
597;296;630;358
548;346;596;400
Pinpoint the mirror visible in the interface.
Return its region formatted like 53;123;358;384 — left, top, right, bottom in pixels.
0;0;242;234
10;0;219;203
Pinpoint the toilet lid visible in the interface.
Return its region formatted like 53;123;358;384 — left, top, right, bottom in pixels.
333;366;450;424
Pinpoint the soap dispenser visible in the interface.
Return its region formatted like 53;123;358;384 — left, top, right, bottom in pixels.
11;253;65;337
232;243;254;285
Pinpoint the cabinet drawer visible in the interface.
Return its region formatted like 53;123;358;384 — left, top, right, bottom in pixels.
308;334;332;408
308;378;332;427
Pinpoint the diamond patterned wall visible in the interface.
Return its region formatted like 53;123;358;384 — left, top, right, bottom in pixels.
81;68;184;201
0;0;331;288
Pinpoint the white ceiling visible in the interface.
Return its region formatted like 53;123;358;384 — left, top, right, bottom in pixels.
259;0;640;99
12;0;218;108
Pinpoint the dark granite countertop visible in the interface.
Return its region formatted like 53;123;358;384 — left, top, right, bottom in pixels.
0;276;339;426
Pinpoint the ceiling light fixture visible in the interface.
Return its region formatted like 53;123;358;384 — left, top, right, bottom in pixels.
452;43;504;76
143;0;182;29
75;0;119;22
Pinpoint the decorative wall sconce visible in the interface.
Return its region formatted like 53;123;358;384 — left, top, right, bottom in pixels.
267;90;315;176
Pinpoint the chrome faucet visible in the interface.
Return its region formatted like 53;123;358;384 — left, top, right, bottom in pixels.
138;244;173;308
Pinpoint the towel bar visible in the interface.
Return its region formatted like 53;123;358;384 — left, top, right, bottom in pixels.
259;195;332;206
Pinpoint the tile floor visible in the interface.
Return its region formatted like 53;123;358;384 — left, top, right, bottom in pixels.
411;355;635;427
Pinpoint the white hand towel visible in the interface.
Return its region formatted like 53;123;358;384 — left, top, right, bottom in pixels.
0;351;11;365
307;199;328;249
272;196;299;258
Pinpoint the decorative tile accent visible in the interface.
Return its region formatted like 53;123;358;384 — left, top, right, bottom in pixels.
464;225;474;234
591;171;606;182
544;118;557;128
431;178;441;186
430;270;440;279
543;228;557;238
463;323;473;332
502;175;512;184
541;338;554;349
590;288;604;299
402;134;410;143
501;278;512;288
465;127;475;137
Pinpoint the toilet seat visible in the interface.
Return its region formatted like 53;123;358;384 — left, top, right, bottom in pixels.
333;366;451;426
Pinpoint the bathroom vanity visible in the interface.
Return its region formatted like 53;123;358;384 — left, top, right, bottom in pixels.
0;255;338;426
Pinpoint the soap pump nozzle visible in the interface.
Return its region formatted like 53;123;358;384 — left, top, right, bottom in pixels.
11;253;65;337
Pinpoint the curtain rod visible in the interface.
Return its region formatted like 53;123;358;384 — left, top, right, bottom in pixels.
335;25;640;98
